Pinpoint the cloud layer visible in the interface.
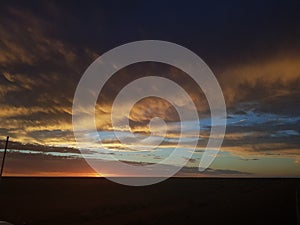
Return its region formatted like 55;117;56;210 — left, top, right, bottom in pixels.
0;1;299;176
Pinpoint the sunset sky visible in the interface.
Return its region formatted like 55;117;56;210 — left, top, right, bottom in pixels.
0;0;300;177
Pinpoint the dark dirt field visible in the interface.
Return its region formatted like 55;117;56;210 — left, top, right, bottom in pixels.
0;178;299;225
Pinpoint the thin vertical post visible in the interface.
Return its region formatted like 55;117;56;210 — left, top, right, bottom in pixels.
0;136;9;178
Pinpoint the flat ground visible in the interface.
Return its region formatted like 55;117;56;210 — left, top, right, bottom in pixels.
0;178;299;225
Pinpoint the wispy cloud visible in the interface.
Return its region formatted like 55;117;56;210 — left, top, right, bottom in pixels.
0;2;299;177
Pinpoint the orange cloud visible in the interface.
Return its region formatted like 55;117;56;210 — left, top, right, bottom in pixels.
219;55;300;106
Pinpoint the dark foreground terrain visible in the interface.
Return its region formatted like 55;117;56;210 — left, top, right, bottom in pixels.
0;178;299;225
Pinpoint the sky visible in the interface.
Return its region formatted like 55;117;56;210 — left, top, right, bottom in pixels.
0;0;300;177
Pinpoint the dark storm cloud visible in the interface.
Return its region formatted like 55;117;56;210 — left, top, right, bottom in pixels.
178;167;252;177
3;0;300;65
0;0;299;167
0;4;99;143
223;72;300;116
0;139;80;154
23;1;300;65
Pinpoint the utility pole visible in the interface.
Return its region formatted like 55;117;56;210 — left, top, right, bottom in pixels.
0;136;9;178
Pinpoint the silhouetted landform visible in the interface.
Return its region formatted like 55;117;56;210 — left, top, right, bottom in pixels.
0;178;299;225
